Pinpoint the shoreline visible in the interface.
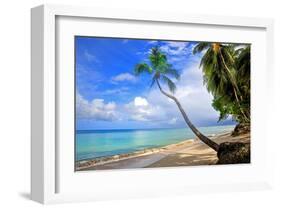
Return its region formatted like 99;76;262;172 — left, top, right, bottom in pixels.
76;138;196;171
76;131;241;171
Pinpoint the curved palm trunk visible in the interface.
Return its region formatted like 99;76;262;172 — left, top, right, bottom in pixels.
156;79;219;152
218;51;250;123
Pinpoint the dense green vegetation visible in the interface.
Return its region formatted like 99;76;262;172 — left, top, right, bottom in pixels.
193;43;250;125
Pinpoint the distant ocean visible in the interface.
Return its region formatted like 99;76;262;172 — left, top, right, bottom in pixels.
76;125;235;161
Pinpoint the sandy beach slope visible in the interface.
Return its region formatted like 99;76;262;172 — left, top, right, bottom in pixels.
76;131;250;171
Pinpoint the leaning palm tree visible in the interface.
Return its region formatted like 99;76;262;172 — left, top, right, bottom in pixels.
193;42;250;123
134;47;219;151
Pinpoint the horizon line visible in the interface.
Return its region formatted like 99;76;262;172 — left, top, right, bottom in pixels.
76;124;235;132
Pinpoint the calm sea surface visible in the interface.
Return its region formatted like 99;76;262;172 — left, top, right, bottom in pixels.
76;125;235;161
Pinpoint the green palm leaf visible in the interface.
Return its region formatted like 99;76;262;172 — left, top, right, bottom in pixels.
193;42;210;54
134;63;152;75
161;75;176;93
134;47;180;94
165;66;180;80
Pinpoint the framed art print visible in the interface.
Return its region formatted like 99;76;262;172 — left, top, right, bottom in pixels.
31;4;274;204
74;37;250;171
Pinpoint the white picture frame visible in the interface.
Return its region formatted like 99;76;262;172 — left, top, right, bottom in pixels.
31;4;274;204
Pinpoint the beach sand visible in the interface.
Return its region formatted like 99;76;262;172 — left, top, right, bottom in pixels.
76;131;250;171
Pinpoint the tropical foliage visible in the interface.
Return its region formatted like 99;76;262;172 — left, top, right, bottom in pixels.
193;43;250;124
134;47;180;93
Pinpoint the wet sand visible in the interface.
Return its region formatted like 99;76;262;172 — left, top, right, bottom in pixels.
76;131;250;171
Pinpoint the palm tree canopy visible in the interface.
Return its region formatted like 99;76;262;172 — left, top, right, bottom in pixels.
134;47;180;93
193;42;237;97
193;42;250;123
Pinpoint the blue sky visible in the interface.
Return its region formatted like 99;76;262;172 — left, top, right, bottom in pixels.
75;37;234;130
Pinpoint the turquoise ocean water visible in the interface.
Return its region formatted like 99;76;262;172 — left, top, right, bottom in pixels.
76;125;235;161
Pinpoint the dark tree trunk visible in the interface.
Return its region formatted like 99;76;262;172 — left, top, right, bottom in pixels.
156;80;219;152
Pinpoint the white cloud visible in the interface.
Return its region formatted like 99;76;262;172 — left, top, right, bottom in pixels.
103;87;129;95
125;97;166;122
111;73;137;83
147;40;158;45
84;50;99;62
176;64;218;122
77;51;221;126
134;97;148;106
76;92;118;121
144;60;220;126
160;41;190;56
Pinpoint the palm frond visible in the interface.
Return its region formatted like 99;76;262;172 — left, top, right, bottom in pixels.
193;42;210;54
149;47;167;70
134;46;179;94
220;47;235;67
161;75;176;93
134;63;153;75
165;66;180;80
150;75;157;88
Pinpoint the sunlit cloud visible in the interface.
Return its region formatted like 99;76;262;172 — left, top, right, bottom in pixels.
76;92;118;121
111;73;137;83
